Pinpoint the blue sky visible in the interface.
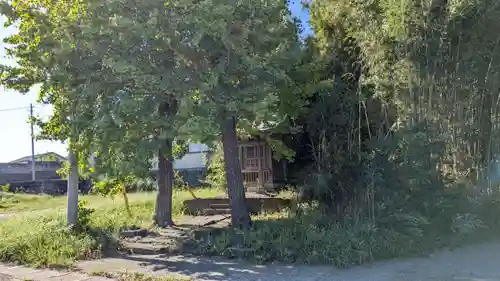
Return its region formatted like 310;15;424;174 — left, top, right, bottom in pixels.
0;3;312;162
289;0;312;36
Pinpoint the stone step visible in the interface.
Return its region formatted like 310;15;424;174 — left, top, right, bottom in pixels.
0;264;110;281
203;208;231;215
121;241;170;255
183;196;292;215
119;227;191;255
119;228;148;238
208;203;231;209
226;247;256;259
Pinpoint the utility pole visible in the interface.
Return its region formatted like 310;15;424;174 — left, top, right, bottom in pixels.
30;104;36;181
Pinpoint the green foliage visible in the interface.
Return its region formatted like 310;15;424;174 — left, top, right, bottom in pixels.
76;200;95;232
0;0;194;188
56;161;91;181
92;177;133;197
173;171;188;190
173;0;303;139
288;0;500;227
4;0;500;268
91;176;136;217
204;143;226;190
1;184;10;193
192;200;499;267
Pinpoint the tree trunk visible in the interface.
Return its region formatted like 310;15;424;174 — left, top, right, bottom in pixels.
480;93;493;167
221;116;252;229
154;140;174;227
67;149;79;227
122;187;132;218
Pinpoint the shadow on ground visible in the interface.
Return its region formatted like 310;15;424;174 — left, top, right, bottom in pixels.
76;242;500;281
74;214;500;281
76;211;500;281
77;251;336;281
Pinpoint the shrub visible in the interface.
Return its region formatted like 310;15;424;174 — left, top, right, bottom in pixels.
1;184;10;193
189;195;500;268
203;143;226;190
76;200;95;232
191;207;423;267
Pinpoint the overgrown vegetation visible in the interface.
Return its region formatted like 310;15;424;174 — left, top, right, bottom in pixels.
203;143;226;190
191;200;499;267
0;189;222;267
2;0;500;271
196;0;500;267
0;203;151;268
0;193;62;214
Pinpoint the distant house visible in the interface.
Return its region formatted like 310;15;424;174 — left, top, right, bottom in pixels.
0;152;66;186
151;143;211;186
150;138;287;192
9;152;67;164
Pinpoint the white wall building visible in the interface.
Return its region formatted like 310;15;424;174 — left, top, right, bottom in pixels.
150;143;210;171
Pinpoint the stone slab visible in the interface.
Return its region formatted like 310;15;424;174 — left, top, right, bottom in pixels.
0;264;112;281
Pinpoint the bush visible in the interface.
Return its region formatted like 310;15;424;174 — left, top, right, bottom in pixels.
76;200;95;232
1;184;10;193
189;195;500;268
191;208;411;267
203;143;226;190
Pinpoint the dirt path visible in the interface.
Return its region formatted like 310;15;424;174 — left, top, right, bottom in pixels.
0;264;109;281
0;240;498;280
76;241;500;281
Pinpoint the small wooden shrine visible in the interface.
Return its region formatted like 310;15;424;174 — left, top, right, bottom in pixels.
237;138;286;192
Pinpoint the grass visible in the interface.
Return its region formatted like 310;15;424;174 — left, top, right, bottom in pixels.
0;189;224;214
0;188;223;268
90;271;192;281
0;193;64;213
1;187;495;270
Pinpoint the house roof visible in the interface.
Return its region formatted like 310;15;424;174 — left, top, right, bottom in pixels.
9;152;68;164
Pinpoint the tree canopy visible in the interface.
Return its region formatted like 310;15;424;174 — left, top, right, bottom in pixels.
0;0;304;228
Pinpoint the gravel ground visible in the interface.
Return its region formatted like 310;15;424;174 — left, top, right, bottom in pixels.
76;241;500;281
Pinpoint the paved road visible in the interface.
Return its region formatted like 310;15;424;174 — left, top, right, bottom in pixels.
76;241;500;281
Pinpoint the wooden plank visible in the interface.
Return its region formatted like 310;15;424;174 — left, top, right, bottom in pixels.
257;142;263;189
238;146;242;168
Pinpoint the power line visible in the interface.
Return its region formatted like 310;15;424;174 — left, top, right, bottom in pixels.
0;106;29;112
0;104;50;113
